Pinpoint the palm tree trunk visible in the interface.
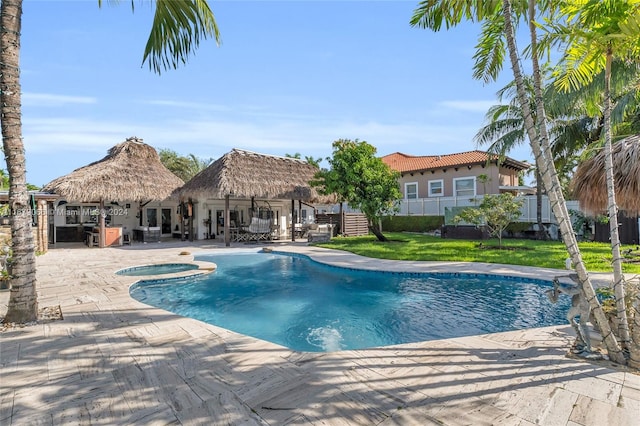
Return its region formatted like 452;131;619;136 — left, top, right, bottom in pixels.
502;0;625;364
535;169;547;240
603;48;632;353
1;0;39;323
631;292;640;368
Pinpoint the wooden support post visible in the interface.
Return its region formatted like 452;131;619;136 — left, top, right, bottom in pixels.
291;199;295;241
225;195;230;247
99;199;106;248
37;199;47;253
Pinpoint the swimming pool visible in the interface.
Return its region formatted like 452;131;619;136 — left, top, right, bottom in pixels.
129;250;570;352
117;263;199;276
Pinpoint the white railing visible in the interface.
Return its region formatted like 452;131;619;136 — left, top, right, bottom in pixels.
397;195;581;224
317;196;582;224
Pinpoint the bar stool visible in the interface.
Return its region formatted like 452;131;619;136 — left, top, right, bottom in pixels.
88;233;99;248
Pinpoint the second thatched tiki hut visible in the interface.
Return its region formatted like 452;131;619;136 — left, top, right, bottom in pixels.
571;134;640;244
43;137;184;247
177;148;331;246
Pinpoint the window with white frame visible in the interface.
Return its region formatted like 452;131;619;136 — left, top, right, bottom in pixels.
405;182;418;199
453;177;476;197
428;180;444;197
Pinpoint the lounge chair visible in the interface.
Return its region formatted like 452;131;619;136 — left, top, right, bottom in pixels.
307;224;334;243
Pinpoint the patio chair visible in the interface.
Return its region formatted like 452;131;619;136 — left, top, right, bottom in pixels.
229;220;242;241
122;230;131;245
246;217;272;241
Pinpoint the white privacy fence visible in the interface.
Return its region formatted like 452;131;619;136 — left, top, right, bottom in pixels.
397;196;581;224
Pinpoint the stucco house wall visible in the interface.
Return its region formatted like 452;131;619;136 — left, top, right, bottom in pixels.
382;150;530;200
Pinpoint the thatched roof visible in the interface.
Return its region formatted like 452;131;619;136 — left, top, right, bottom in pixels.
571;134;640;215
43;137;184;202
177;148;333;202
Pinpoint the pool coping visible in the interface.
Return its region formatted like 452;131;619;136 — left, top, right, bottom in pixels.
1;240;638;425
115;259;218;283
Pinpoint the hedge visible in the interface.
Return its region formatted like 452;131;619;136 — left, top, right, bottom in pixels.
381;216;444;233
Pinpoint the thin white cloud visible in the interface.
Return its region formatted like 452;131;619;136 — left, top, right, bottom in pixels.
23;117;148;154
140;97;329;122
440;100;495;113
22;93;97;107
140;99;231;112
24;115;476;159
23;113;533;185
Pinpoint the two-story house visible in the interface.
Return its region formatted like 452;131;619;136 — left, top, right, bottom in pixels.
381;150;532;200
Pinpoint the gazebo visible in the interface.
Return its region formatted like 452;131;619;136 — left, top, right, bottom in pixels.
43;137;184;247
571;134;640;243
176;148;332;246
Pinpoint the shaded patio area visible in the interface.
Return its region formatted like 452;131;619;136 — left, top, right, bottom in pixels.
1;242;638;425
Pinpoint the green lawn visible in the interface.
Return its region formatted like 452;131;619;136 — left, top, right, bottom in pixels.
317;233;640;274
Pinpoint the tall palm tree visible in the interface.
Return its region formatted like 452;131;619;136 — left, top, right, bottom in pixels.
475;77;551;239
477;63;640;234
546;0;640;365
513;0;627;363
0;0;220;323
478;107;542;239
551;61;640;199
411;0;627;363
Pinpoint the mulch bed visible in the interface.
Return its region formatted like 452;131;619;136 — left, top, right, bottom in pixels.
0;305;63;332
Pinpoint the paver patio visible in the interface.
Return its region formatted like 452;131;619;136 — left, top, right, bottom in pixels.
1;240;638;425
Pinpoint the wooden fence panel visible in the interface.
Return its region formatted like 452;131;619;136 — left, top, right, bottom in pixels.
315;212;369;237
595;214;639;245
342;212;369;237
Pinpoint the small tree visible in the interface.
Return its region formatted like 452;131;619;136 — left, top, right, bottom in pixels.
311;139;401;242
453;193;524;248
285;152;322;168
158;149;212;182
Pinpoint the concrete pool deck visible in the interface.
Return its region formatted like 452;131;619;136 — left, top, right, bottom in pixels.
1;240;638;425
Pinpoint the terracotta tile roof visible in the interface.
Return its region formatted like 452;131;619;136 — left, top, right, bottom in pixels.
381;150;530;173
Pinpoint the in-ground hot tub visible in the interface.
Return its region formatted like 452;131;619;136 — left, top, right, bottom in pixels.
116;263;199;276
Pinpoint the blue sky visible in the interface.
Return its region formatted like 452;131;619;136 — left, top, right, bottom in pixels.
17;0;532;187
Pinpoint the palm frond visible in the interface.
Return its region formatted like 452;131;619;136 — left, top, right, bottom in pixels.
411;0;481;29
482;128;527;156
473;15;505;83
143;0;220;74
475;113;526;150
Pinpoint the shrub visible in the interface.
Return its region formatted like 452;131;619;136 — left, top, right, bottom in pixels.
381;216;444;233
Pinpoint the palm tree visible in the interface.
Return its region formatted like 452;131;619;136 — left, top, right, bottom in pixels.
476;63;640;236
0;0;220;323
159;148;213;182
475;77;550;239
411;0;627;364
551;62;640;199
547;0;640;365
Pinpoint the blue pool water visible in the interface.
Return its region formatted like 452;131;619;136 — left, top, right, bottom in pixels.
117;263;199;276
129;250;570;352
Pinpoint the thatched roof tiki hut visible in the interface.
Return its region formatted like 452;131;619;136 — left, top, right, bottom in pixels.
177;148;331;246
43;137;184;247
571;134;640;243
572;134;640;214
